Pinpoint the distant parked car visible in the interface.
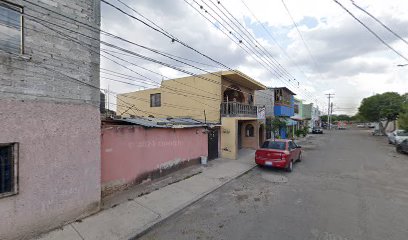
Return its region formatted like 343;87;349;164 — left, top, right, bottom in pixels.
388;130;408;145
367;123;376;128
255;139;302;172
396;139;408;154
312;127;323;134
357;124;365;128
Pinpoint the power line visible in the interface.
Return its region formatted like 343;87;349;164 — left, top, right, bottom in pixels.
184;0;323;105
239;0;328;106
23;4;278;104
26;0;323;108
219;0;326;105
332;0;408;62
23;0;324;111
102;0;322;105
350;0;408;47
280;0;324;78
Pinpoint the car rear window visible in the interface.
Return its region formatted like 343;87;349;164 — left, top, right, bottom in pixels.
398;131;408;136
262;141;286;150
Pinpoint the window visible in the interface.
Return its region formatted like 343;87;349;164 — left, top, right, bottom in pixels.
261;141;286;150
0;143;18;198
0;1;23;54
288;141;295;150
294;104;299;114
150;93;161;107
245;124;254;137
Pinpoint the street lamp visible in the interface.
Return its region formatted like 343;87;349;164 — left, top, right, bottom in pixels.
397;63;408;67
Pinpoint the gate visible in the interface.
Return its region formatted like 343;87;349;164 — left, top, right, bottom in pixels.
207;128;219;160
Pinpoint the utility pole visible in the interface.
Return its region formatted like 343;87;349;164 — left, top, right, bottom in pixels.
326;93;335;129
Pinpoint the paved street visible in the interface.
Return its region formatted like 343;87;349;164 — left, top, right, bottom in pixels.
139;129;408;240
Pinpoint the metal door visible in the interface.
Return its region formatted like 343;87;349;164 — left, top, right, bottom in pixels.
208;129;219;160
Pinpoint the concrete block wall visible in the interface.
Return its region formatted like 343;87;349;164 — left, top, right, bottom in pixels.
0;0;101;239
254;89;274;117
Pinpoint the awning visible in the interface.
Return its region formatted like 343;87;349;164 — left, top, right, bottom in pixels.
290;116;304;121
286;119;298;126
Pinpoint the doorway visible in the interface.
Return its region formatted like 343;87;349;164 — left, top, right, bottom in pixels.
259;124;265;147
207;128;219;160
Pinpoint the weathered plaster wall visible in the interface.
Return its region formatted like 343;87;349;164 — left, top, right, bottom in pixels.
0;101;101;240
101;126;208;195
254;89;274;117
0;0;101;239
220;117;238;159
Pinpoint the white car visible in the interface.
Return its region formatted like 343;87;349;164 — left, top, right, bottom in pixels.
357;124;365;128
388;130;408;145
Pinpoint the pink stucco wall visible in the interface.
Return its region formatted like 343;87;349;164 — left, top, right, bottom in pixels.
101;126;208;193
0;100;101;240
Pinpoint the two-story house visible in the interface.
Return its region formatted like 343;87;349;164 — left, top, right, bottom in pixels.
302;103;313;131
273;87;296;139
292;98;305;133
117;70;266;160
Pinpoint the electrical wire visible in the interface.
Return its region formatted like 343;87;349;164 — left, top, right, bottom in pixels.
332;0;408;62
350;0;408;47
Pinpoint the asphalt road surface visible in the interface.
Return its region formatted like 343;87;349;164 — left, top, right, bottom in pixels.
139;129;408;240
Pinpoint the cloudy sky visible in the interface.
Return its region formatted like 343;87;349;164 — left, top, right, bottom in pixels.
100;0;408;115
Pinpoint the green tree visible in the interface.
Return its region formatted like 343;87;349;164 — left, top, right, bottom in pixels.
350;113;365;122
358;92;405;134
321;115;337;123
398;102;408;131
271;118;286;140
337;114;351;121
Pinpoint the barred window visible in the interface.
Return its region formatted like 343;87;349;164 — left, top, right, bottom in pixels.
0;143;18;198
150;93;161;107
0;1;23;54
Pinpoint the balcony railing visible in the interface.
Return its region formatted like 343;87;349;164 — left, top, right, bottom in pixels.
221;102;257;117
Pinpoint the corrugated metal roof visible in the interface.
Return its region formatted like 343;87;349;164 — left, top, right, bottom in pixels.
110;117;220;128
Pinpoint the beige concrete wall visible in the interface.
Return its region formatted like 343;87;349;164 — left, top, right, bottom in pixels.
221;117;238;159
117;73;222;122
220;117;265;159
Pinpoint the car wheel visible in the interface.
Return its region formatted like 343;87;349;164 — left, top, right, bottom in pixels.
389;140;392;144
297;153;302;162
286;160;293;172
396;146;402;153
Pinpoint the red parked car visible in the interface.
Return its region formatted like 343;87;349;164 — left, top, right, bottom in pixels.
255;139;302;172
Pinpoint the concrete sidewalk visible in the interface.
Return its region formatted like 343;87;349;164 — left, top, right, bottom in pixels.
35;152;256;240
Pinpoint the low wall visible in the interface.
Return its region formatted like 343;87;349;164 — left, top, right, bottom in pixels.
101;126;208;196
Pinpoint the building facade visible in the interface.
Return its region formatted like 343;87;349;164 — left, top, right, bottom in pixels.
254;88;274;139
0;1;101;239
273;87;296;139
117;71;266;159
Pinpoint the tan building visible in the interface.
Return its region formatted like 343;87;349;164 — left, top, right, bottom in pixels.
117;70;266;159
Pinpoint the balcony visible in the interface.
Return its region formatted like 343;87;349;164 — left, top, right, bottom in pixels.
221;102;257;117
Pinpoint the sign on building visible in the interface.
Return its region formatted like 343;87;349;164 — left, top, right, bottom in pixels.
257;107;266;119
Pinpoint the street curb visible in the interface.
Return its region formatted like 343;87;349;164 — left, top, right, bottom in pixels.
129;163;257;240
